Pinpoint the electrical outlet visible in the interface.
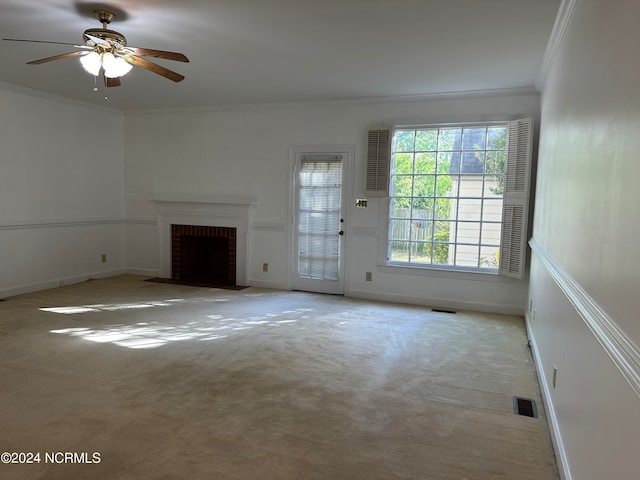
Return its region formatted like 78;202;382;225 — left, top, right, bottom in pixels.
262;263;269;272
101;254;107;263
365;272;372;282
552;365;557;388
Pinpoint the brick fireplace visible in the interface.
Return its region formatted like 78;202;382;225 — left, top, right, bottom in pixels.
153;194;256;286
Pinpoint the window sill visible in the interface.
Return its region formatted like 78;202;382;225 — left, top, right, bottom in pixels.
378;262;519;283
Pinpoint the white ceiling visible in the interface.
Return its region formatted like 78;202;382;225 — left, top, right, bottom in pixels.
0;0;560;111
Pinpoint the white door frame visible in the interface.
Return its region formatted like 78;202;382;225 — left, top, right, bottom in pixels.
288;144;354;294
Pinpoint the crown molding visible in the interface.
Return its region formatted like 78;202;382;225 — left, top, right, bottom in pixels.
536;0;578;91
0;80;121;115
124;87;540;116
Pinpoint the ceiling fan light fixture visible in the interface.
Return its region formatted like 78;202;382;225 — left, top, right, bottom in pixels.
79;51;132;79
8;7;188;86
79;51;101;76
102;53;132;78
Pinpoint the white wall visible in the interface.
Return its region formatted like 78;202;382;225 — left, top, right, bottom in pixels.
124;90;539;314
528;0;640;478
0;85;126;297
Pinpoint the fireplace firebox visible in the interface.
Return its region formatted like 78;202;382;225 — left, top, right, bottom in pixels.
171;225;236;286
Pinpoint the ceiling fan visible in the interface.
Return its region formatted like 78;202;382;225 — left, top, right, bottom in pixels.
3;9;189;88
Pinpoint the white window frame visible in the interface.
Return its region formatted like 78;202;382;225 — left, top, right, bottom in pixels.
378;117;532;279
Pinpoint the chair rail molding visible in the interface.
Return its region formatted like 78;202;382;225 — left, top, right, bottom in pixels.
0;216;124;231
529;238;640;398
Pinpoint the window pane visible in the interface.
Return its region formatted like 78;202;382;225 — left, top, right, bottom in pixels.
438;128;461;151
461;151;484;175
455;244;480;267
434;174;452;198
413;175;435;197
395;130;415;152
458;177;484;199
390;198;411;217
410;242;431;264
391;175;413;197
416;129;438;151
414;152;436;174
389;219;410;240
435;197;454;220
462;127;487;150
485;151;504;174
487;127;507;150
437;152;455;174
411;221;430;241
432;243;451;265
480;246;500;269
457;221;481;244
458;199;482;221
433;220;452;242
482;199;503;221
484;175;504;198
389;241;410;262
481;224;501;246
393;153;414;174
412;198;435;220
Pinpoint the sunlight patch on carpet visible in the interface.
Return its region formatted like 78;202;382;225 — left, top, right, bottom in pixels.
49;307;313;349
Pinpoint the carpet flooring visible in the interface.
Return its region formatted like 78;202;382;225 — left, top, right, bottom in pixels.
0;275;558;479
144;277;249;290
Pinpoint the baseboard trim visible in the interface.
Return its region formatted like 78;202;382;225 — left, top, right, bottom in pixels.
347;288;524;316
0;269;128;299
530;239;640;398
525;312;572;480
126;268;158;277
248;279;287;290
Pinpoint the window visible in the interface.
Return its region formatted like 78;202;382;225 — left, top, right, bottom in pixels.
385;119;531;276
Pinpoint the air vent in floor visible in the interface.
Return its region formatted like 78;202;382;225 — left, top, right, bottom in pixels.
431;308;456;314
513;396;538;418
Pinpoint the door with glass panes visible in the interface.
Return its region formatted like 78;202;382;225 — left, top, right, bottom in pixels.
292;152;347;294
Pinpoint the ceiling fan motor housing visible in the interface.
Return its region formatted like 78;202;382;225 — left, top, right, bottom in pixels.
83;28;127;49
94;9;115;25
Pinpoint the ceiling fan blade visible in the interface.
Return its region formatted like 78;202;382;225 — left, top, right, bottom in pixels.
104;75;122;88
3;38;80;47
26;51;87;65
123;54;185;82
123;47;189;63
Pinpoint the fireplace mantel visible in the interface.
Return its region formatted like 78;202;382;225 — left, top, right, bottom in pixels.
153;194;257;285
153;194;257;215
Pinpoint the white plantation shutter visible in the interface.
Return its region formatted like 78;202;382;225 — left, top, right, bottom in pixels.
500;117;533;279
365;128;391;195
